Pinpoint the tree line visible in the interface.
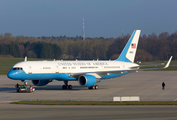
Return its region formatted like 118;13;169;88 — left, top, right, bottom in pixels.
0;31;176;61
0;41;61;59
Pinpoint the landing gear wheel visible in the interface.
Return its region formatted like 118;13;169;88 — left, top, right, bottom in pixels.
68;85;72;90
88;86;92;89
62;85;72;90
88;85;99;90
95;85;99;90
62;85;66;89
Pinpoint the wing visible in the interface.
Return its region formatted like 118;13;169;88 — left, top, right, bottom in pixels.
69;69;134;78
70;56;173;79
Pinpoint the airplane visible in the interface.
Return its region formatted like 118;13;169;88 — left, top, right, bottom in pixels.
7;30;173;90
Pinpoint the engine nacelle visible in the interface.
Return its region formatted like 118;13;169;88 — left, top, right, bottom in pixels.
78;75;97;87
32;80;51;86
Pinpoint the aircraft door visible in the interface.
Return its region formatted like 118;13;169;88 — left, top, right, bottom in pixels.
28;65;32;74
56;65;59;73
120;64;124;69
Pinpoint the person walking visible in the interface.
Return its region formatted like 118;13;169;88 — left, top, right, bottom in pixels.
162;82;165;90
15;83;19;88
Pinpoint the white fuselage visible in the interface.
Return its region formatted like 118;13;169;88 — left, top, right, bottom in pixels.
12;60;139;75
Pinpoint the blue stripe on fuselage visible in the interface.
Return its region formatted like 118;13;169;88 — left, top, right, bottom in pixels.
7;70;76;81
7;70;129;81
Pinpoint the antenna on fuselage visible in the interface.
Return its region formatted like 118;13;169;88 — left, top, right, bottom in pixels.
24;56;27;61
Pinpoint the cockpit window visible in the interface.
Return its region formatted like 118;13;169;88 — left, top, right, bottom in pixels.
12;67;23;70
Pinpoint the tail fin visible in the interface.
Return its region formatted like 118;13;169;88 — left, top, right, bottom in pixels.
116;30;141;63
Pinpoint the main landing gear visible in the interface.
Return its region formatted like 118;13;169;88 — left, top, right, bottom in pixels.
62;81;72;90
88;85;99;90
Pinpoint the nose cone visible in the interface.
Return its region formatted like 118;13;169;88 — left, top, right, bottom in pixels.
7;69;26;80
7;70;18;79
7;70;25;80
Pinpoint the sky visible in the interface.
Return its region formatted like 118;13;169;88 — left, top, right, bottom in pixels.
0;0;177;38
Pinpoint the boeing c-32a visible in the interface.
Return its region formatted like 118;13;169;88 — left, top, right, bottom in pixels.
7;30;172;90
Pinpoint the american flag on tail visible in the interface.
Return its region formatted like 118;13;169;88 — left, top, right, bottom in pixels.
131;43;136;49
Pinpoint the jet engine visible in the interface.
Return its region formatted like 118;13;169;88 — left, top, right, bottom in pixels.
32;80;51;86
78;75;97;87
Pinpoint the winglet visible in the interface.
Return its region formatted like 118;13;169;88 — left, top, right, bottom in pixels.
164;56;173;68
24;56;27;61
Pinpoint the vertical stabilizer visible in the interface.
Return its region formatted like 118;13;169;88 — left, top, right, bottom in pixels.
116;30;141;63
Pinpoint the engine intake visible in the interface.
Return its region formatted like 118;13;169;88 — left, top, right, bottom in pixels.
78;75;97;87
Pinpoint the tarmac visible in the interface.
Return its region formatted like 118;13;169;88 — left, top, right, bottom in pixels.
1;71;177;102
1;71;177;119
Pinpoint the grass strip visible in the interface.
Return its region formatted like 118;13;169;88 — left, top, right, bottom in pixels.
11;100;177;105
0;70;9;75
142;66;177;71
